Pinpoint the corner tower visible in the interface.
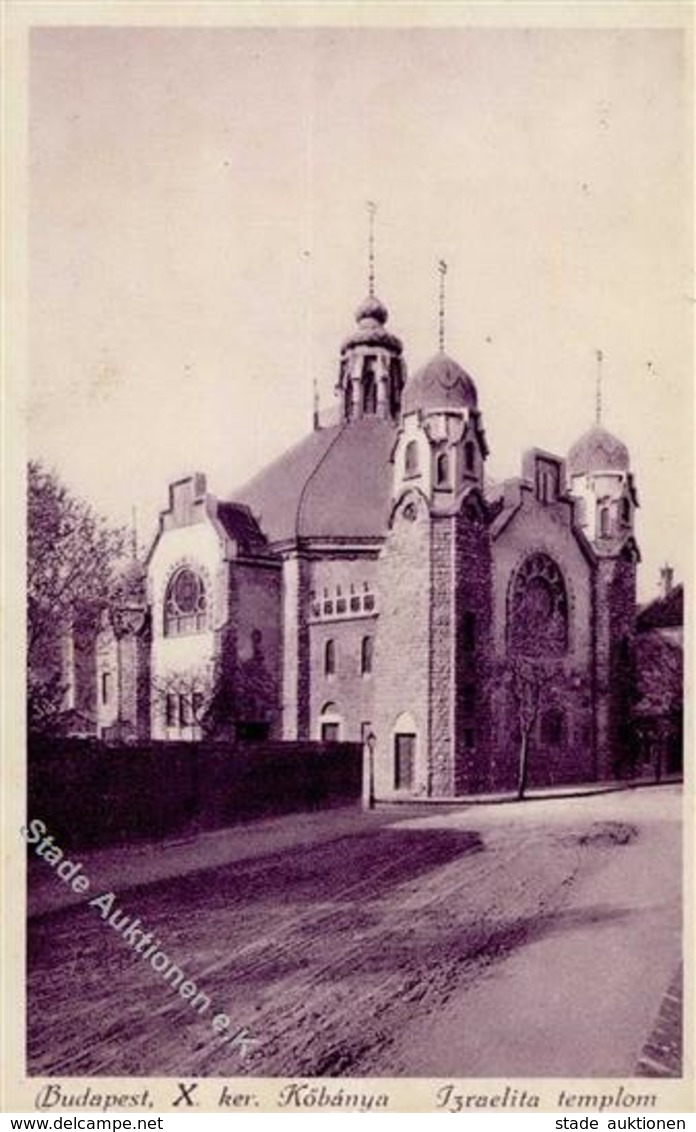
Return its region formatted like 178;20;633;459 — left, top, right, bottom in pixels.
373;264;493;798
567;419;640;779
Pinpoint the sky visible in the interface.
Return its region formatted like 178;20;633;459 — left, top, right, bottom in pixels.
28;22;693;600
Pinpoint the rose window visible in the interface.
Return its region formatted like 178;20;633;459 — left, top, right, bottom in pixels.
509;553;568;657
164;567;207;636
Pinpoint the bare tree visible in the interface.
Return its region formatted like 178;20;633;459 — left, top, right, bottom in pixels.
27;461;127;732
495;656;560;800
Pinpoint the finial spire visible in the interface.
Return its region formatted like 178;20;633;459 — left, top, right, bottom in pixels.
595;348;603;426
438;259;448;353
366;200;377;297
313;375;320;430
131;506;138;559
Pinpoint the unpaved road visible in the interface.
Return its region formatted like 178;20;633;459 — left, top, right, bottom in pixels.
27;786;681;1077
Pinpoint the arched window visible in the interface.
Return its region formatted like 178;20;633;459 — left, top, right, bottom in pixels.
436;451;450;487
362;360;377;415
599;507;611;538
361;635;373;675
393;711;418;791
164;567;207;637
324;639;336;676
405;440;419;476
319;701;341;742
464;441;476;473
508;553;569;658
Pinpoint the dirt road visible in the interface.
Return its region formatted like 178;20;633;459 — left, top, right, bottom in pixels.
27;786;681;1077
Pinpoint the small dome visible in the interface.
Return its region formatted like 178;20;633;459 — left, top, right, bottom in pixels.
112;557;147;604
341;294;403;355
355;294;388;324
567;426;630;476
403;352;478;415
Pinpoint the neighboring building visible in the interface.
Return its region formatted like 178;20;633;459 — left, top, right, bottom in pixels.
58;283;648;796
631;568;684;778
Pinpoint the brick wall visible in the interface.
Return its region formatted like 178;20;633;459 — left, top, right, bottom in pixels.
373;492;432;796
453;500;494;793
490;487;596;791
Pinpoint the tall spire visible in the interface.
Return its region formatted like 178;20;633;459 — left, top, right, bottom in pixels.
438;259;448;353
595;348;603;426
367;200;377;297
131;505;138;559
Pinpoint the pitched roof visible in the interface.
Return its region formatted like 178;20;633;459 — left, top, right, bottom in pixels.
232;417;396;544
637;584;683;632
215;502;269;555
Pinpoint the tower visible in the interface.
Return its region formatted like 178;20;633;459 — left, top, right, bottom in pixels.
374;263;493;798
567;361;640;778
336;204;406;424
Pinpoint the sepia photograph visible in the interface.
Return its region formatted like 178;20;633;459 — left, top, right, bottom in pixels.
3;2;692;1114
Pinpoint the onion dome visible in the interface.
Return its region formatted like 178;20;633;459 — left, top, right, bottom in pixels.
341;294;403;355
403;352;478;415
567;425;630;476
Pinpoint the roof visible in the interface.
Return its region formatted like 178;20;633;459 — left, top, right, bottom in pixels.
232;417;396;544
215;503;269;556
637;584;683;633
567;425;629;476
403;352;478;415
341;295;404;355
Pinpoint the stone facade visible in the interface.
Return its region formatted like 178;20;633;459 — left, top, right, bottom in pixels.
83;286;643;796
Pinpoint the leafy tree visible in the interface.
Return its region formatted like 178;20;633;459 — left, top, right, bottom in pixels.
632;631;683;781
27;461;127;732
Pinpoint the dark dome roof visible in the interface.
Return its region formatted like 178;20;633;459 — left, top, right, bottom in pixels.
233;417;395;543
403;352;478;414
341;294;403;355
567;426;630;476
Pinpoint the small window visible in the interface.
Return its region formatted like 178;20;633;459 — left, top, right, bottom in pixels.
192;692;205;722
321;722;340;742
336;598;347;614
405;440;419;476
324;639;336;676
363;361;377;415
599;507;611;538
364;593;375;612
323;601;334;616
461;684;476;717
394;733;415;790
179;695;192;727
101;672;112;705
464;441;476;473
361;635;373;675
350;595;361;613
461;611;476;654
621;498;631;525
360;721;373;744
436;451;450;487
165;694;178;728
